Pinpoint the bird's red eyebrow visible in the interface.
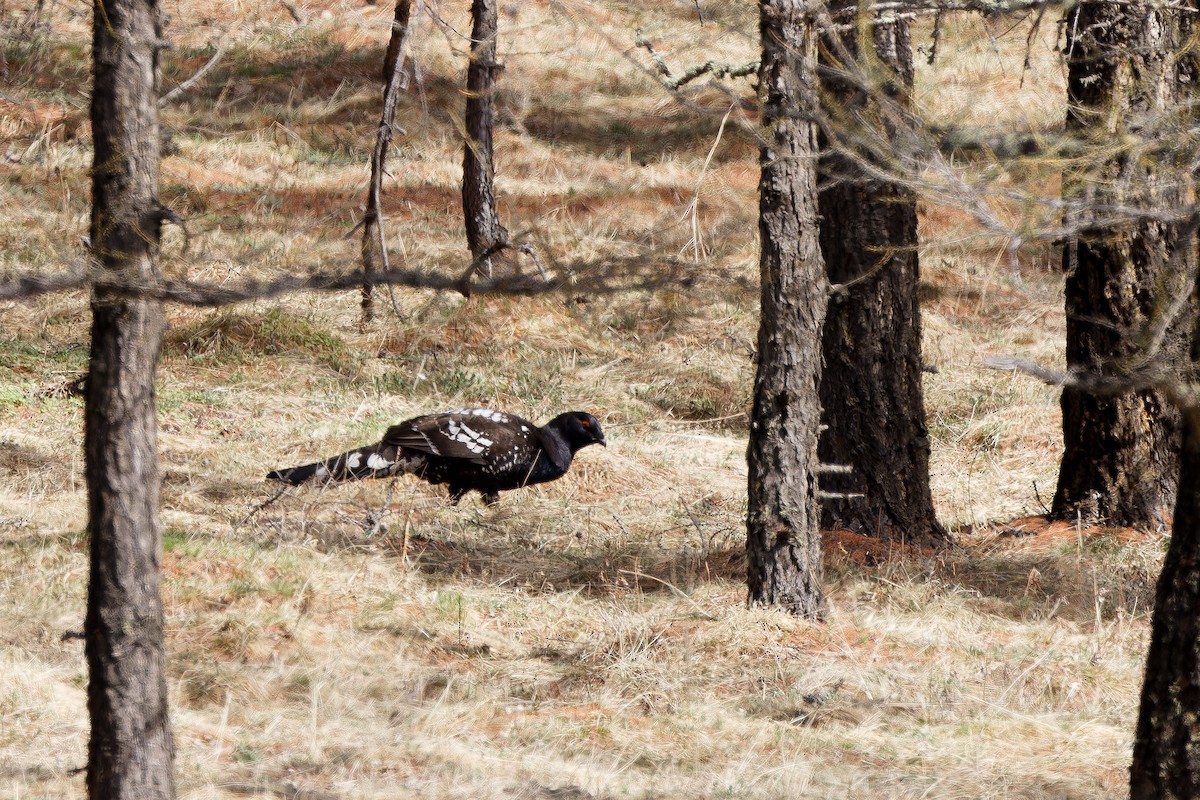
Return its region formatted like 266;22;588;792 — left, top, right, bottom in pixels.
581;419;591;427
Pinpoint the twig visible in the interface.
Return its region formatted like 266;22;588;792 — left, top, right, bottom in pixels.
1032;480;1052;518
0;249;713;305
984;355;1200;411
680;499;705;540
399;512;412;572
160;38;227;106
655;412;748;427
681;103;735;262
634;28;756;91
234;483;290;531
281;2;304;23
633;28;670;77
515;243;551;282
817;490;866;501
455;239;516;295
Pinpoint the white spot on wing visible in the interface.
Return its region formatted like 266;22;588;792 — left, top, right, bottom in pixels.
419;430;441;455
465;409;507;423
367;453;391;470
347;453;362;469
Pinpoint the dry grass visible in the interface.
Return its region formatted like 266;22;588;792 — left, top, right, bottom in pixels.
0;2;1154;798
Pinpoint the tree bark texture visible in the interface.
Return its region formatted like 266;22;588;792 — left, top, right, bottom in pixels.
815;4;946;546
1131;402;1200;798
462;0;508;275
88;0;175;796
460;0;508;277
361;0;414;323
746;0;828;619
1053;0;1195;529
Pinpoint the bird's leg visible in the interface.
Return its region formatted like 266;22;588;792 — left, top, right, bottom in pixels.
448;485;468;505
481;491;500;506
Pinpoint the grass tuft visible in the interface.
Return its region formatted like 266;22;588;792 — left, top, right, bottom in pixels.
165;308;361;376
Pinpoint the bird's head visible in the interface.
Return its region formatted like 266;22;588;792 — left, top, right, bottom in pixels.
555;411;608;451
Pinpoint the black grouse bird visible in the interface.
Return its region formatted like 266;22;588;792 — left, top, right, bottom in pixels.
266;409;607;504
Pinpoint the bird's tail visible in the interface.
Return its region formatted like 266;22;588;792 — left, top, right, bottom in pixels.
267;442;423;485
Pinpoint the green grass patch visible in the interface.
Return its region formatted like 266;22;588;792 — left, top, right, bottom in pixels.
164;308;361;376
0;338;88;375
0;383;29;409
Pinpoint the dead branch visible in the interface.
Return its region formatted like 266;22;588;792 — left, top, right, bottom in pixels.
361;0;415;324
0;267;94;298
983;355;1200;411
0;251;717;307
454;239;511;295
633;28;757;91
160;38;227;106
515;243;550;282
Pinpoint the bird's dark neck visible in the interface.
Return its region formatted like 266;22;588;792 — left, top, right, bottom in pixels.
537;429;574;475
527;447;571;485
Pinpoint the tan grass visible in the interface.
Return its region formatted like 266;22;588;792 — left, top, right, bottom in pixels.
0;2;1151;798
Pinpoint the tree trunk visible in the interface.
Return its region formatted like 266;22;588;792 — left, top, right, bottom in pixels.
816;4;946;546
1131;404;1200;796
462;0;508;276
1128;5;1200;791
87;0;175;796
746;0;828;619
1053;0;1194;529
361;0;414;324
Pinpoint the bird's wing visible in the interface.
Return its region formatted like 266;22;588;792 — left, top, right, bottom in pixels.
382;411;533;467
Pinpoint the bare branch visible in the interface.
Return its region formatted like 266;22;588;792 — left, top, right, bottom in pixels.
515;243;551;282
816;491;866;501
983;356;1200;411
0;267;93;299
160;38;227;106
633;28;757;91
361;0;415;324
0;250;719;307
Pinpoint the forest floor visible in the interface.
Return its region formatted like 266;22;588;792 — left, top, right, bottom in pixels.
0;1;1161;798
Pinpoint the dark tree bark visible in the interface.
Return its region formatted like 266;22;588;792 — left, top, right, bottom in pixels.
87;0;175;796
462;0;508;276
815;4;946;546
1131;383;1200;796
746;0;828;619
1128;5;1200;793
1053;0;1195;529
361;0;414;323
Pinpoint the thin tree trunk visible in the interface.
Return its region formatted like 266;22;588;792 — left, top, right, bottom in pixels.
816;4;946;546
1053;0;1194;529
87;0;175;795
361;0;414;324
746;0;828;619
462;0;508;276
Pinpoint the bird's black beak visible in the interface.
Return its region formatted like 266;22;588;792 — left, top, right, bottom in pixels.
598;435;607;447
